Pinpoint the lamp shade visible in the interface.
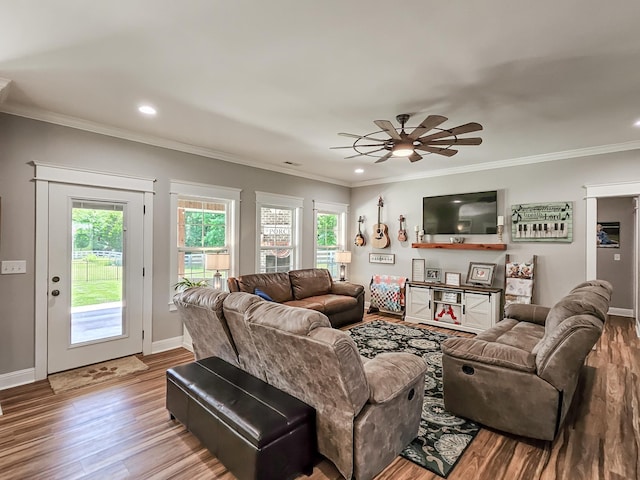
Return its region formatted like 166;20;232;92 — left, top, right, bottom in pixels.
206;253;230;271
335;251;352;264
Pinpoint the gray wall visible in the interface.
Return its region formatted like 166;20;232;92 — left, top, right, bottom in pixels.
349;151;640;309
597;196;634;309
0;113;349;375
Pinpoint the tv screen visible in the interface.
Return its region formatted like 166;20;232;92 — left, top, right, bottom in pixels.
423;191;497;235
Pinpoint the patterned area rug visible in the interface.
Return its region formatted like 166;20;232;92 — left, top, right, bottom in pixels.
348;320;480;478
48;356;148;394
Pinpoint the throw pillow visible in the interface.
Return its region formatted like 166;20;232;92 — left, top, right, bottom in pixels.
254;288;274;302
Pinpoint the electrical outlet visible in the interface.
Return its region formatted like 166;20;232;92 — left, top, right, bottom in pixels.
614;254;621;261
1;260;27;274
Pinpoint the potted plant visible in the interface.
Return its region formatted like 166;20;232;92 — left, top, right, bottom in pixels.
173;277;210;292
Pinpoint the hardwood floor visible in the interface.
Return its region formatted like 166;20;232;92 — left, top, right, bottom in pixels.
0;314;638;480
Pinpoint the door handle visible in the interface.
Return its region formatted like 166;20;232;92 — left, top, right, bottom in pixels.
51;289;60;297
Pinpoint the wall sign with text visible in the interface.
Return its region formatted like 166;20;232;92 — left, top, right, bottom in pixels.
511;202;573;243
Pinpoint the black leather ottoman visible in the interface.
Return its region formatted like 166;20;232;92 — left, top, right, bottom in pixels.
166;356;316;480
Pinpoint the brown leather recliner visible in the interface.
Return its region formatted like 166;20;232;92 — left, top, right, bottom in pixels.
441;279;612;441
227;268;364;327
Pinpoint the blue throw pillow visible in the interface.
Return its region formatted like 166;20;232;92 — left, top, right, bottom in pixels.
254;288;274;302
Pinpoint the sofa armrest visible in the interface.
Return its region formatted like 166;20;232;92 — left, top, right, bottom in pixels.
504;303;550;326
331;281;365;298
441;337;536;373
363;352;427;404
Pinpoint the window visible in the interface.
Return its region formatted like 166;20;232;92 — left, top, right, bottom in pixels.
177;198;228;280
256;192;303;273
314;201;348;279
170;181;240;309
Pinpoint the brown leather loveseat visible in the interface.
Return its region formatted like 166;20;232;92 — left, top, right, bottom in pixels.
227;268;364;327
441;279;612;441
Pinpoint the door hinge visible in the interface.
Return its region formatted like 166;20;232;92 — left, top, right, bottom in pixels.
142;330;145;340
143;205;146;214
142;267;145;277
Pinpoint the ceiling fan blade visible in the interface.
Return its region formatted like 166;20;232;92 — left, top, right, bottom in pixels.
415;145;458;157
423;137;483;146
373;120;401;140
408;115;448;140
344;147;386;159
330;144;385;149
338;132;388;142
374;152;394;163
418;122;483;142
408;152;423;162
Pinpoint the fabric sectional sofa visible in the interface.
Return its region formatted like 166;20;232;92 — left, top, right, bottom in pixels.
174;288;426;480
227;268;364;327
441;279;612;441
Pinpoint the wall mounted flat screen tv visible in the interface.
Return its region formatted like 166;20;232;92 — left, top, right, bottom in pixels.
423;190;498;235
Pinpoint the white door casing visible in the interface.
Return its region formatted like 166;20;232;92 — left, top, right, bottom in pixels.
34;163;155;380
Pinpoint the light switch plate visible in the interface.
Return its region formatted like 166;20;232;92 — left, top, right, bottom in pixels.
1;260;27;274
614;253;621;261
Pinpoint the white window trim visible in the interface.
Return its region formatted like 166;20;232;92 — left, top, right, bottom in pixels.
256;191;304;273
169;180;241;310
313;200;349;272
34;162;155;380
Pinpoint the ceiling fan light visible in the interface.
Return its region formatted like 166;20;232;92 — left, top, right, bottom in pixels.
392;142;414;157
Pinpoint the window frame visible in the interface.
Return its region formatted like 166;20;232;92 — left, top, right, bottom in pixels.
169;180;241;310
313;200;348;279
255;191;303;273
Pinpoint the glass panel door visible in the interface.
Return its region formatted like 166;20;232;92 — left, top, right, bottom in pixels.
71;201;124;344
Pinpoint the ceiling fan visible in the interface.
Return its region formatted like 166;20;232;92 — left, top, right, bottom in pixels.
331;113;483;163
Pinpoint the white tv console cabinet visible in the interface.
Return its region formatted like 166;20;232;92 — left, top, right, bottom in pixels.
405;281;502;334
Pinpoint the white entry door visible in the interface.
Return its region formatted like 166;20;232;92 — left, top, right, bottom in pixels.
48;183;145;373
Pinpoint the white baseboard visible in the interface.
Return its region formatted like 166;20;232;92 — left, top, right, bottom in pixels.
0;368;36;391
151;336;184;354
608;307;634;317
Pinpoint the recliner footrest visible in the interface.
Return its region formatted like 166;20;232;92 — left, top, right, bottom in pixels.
167;356;316;480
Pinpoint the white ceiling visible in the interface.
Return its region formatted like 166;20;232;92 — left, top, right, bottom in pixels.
2;1;640;186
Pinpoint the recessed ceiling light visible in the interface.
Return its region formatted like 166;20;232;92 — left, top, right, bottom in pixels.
138;105;157;116
634;119;640;127
354;168;364;174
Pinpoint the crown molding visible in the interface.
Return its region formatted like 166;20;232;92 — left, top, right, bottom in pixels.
3;102;638;190
351;140;640;187
0;78;11;104
0;103;350;188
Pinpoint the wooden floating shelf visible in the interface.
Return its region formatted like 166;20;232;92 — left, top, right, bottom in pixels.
411;243;507;251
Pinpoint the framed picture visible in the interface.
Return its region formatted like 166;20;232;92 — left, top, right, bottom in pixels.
510;202;573;243
411;258;425;282
369;253;395;264
441;291;459;303
444;272;461;287
425;267;441;283
466;262;496;286
597;221;620;248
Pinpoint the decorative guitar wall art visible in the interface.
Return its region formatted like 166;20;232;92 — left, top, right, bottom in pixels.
398;215;407;242
354;216;366;247
371;196;391;249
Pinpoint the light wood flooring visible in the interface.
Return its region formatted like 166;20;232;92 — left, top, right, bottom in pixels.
0;314;638;480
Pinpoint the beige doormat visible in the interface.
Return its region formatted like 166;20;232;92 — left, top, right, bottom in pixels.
48;355;148;394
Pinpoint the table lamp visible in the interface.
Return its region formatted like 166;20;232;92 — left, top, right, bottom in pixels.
206;253;230;290
335;250;352;282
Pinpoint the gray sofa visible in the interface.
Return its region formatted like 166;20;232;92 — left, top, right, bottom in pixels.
174;288;427;480
227;268;364;328
441;279;612;441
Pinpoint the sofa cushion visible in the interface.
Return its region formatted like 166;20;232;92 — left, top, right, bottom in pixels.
289;268;332;300
476;318;545;353
235;272;294;303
